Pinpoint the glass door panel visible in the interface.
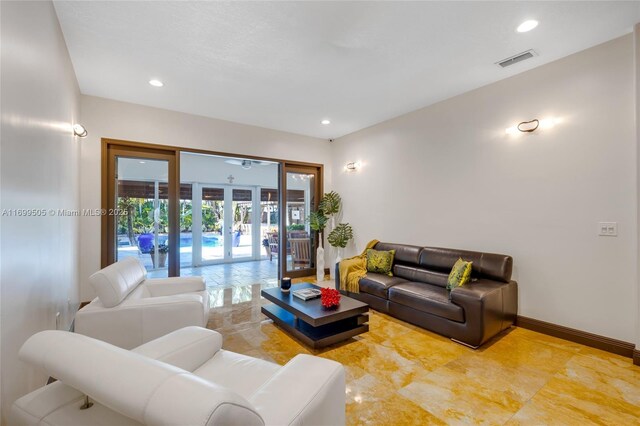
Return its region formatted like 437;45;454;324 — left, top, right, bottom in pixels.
284;170;317;276
179;184;193;268
260;188;279;261
201;187;225;263
231;188;253;259
115;157;170;277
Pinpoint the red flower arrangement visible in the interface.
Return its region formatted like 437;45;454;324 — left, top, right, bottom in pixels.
321;288;341;309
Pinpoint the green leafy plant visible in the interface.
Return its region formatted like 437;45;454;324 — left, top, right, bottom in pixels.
307;210;327;232
117;197;137;245
327;223;353;248
319;191;341;216
287;224;305;231
156;243;169;254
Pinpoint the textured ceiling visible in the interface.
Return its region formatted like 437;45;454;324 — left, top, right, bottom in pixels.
53;1;640;139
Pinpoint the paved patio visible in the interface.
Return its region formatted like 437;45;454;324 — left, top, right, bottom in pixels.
147;259;279;288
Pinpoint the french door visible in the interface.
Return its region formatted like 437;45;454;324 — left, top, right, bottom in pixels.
103;142;179;276
191;185;259;265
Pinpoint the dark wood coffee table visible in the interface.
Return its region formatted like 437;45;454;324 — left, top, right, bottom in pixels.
261;283;369;349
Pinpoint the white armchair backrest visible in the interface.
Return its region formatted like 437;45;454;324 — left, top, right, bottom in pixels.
20;331;265;426
89;257;147;307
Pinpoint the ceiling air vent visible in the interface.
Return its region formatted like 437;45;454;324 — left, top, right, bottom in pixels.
496;49;537;68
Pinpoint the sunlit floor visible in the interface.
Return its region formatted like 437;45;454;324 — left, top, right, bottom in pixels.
208;276;640;426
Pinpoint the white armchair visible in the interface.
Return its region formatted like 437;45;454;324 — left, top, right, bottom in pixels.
11;327;346;426
75;257;210;349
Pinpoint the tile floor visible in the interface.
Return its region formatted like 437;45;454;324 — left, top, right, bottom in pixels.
207;276;640;426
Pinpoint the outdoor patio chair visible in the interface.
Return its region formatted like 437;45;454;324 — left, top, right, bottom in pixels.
290;238;311;269
267;232;279;261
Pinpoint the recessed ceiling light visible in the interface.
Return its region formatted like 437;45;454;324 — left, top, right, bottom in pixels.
139;161;146;164
149;79;164;87
321;119;331;125
517;20;538;33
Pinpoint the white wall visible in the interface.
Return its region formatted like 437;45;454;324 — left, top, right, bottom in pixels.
331;35;637;343
79;95;331;300
0;1;81;422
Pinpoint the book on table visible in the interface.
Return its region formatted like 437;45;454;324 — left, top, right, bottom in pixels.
292;288;321;301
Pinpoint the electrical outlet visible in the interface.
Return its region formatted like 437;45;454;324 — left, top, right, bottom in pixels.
598;222;618;237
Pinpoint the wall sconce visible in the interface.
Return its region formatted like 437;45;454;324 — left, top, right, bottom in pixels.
345;161;360;172
73;124;88;138
505;117;562;135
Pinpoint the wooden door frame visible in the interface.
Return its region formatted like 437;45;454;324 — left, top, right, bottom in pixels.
102;139;180;276
101;138;323;279
281;163;323;279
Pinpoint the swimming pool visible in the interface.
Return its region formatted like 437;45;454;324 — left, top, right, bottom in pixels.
118;233;222;248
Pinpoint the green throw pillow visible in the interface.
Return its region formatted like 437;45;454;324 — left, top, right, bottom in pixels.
447;258;473;291
366;249;395;276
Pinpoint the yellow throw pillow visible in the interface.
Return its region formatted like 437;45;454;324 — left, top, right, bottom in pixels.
447;258;473;291
366;249;396;276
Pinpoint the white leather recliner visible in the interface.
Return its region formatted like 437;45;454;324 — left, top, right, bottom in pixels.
75;257;210;349
11;327;346;426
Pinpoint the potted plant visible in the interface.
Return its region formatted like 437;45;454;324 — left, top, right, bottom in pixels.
151;243;169;268
307;210;328;281
318;191;350;279
327;223;354;267
319;191;341;229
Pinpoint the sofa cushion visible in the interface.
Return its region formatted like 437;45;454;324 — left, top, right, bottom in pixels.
359;273;408;299
447;258;473;291
195;349;280;399
388;283;464;323
419;247;513;283
89;257;147;308
366;249;395;276
394;264;449;288
374;242;422;265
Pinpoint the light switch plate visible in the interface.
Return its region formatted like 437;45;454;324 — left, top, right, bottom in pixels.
598;222;618;237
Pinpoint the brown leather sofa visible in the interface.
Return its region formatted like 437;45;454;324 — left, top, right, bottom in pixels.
336;242;518;348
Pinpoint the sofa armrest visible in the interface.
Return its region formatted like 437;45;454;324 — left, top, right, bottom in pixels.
250;354;345;426
450;279;518;347
132;326;222;372
450;279;505;302
143;276;206;297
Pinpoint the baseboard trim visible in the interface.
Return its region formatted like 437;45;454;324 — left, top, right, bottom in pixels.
516;315;635;358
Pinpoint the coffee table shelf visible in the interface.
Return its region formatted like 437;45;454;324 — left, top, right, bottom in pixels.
261;283;369;349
